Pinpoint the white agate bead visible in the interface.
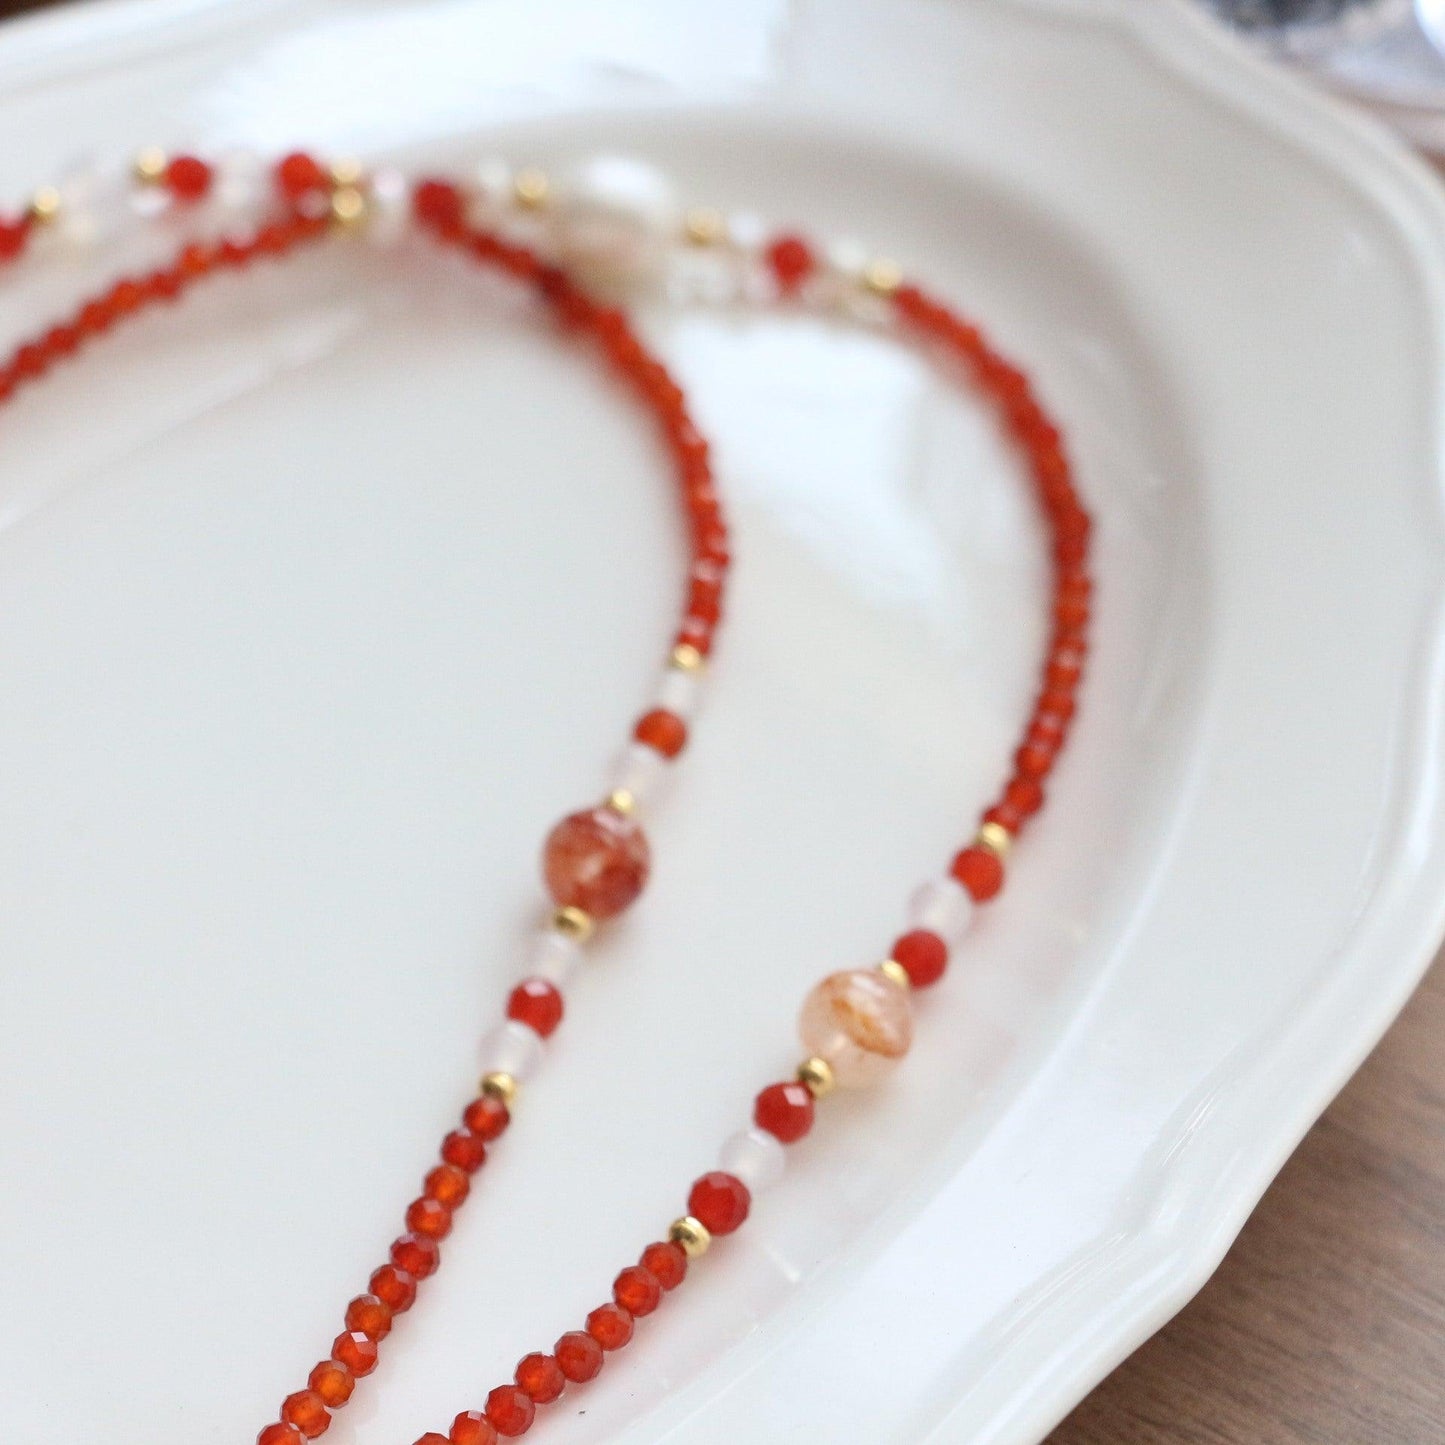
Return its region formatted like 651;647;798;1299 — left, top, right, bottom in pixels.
610;741;667;806
366;168;410;247
480;1019;545;1080
530;927;583;987
906;876;975;947
718;1127;786;1193
656;664;700;719
554;156;676;278
213;149;268;217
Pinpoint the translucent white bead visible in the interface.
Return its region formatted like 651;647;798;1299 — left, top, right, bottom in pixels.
656;665;700;719
907;877;975;947
530;928;583;987
50;171;134;253
555;155;676;278
610;741;667;805
213;150;268;217
725;210;767;257
825;237;869;283
366;168;410;248
480;1019;545;1081
468;158;513;222
718;1127;786;1193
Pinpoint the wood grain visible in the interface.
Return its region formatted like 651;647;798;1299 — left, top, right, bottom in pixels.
1048;955;1445;1443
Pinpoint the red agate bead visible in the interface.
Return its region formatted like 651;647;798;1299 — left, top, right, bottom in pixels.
554;1330;603;1382
484;1384;535;1437
280;1390;330;1438
891;929;948;988
307;1360;354;1408
613;1265;661;1317
766;234;814;294
688;1171;751;1235
515;1352;565;1403
640;1240;688;1290
506;978;564;1038
331;1331;378;1377
165;154;213;201
753;1081;814;1143
634;708;687;758
951;846;1004;901
586;1302;634;1350
451;1411;499;1445
259;1427;304;1445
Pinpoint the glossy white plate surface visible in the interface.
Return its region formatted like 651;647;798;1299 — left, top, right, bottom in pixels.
1;2;1444;1443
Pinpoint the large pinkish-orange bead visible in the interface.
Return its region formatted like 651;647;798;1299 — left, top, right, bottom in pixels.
798;969;912;1087
542;807;650;919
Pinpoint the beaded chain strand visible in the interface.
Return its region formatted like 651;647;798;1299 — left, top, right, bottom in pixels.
0;150;1089;1445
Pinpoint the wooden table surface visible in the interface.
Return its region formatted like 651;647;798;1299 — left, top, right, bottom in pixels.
0;2;1441;1438
1049;955;1445;1443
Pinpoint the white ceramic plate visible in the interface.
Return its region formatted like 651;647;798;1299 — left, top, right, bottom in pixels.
2;2;1444;1442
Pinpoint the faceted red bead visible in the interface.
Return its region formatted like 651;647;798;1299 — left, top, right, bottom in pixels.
441;1128;488;1173
414;178;465;229
765;234;815;294
515;1352;565;1403
542;807;650;919
983;801;1024;834
586;1302;634;1350
345;1293;393;1340
165;154;213;201
1014;742;1055;780
640;1240;688;1291
308;1360;354;1408
485;1384;535;1437
688;1171;751;1235
415;1435;451;1445
613;1265;662;1317
451;1411;499;1445
633;708;687;759
0;216;28;262
391;1231;441;1278
462;1092;510;1141
891;929;948;989
370;1263;418;1312
951;846;1004;902
754;1081;815;1143
331;1331;378;1377
276;151;328;201
425;1163;471;1208
406;1195;453;1240
506;978;564;1038
554;1329;604;1382
281;1389;331;1437
258;1426;304;1445
1003;777;1045;818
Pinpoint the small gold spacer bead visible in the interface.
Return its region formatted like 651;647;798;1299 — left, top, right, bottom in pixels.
670;642;705;674
330;156;365;188
133;146;168;185
479;1071;518;1106
552;905;595;942
684;207;724;246
513;168;550;209
330;186;367;228
878;958;911;990
976;821;1012;859
668;1215;711;1258
862;257;903;297
28;186;61;225
606;788;636;817
797;1055;836;1099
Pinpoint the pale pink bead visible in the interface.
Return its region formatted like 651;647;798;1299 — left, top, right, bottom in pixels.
798;969;913;1088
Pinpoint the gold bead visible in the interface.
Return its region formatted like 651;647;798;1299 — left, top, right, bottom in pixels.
133;147;168;185
330;156;365;188
668;1215;711;1258
797;1055;836;1098
683;207;724;246
479;1071;518;1106
28;186;61;225
878;958;911;990
513;168;550;209
976;821;1012;859
552;905;595;942
330;186;367;228
670;642;704;674
606;788;636;817
862;257;903;296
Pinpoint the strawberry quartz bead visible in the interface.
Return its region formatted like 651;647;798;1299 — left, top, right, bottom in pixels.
515;1352;566;1404
507;978;564;1038
281;1389;331;1438
633;708;687;758
766;234;815;294
308;1360;354;1408
952;845;1004;901
798;970;913;1087
640;1239;688;1290
331;1331;378;1377
259;1427;304;1445
554;1329;604;1382
613;1264;662;1317
485;1383;536;1437
451;1412;500;1445
165;154;213;201
543;806;650;919
586;1302;635;1350
754;1081;815;1143
462;1092;511;1141
688;1171;751;1235
891;929;949;989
